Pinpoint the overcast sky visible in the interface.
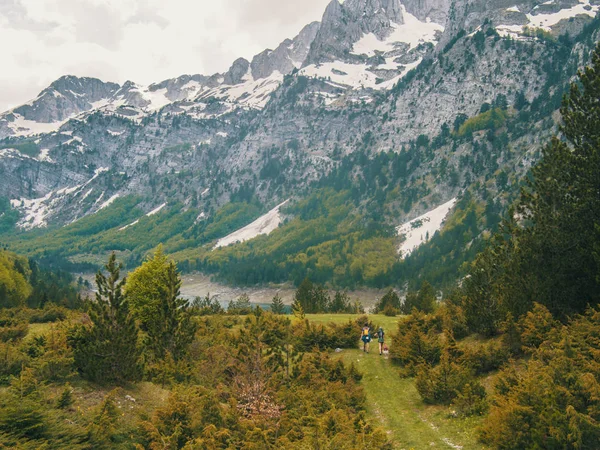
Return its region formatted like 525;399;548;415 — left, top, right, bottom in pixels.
0;0;331;112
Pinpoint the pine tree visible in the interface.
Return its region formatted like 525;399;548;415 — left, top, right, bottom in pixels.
376;288;401;313
270;294;285;314
329;290;350;313
56;383;73;409
145;261;197;362
294;277;314;313
506;44;600;317
416;281;437;313
69;253;142;384
292;299;305;320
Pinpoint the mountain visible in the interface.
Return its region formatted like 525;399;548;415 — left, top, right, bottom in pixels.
1;0;600;288
0;21;320;140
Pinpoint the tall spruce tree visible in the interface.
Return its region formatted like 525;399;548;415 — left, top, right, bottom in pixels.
270;294;285;314
144;261;197;362
514;44;600;317
462;43;600;324
69;253;142;384
293;278;315;313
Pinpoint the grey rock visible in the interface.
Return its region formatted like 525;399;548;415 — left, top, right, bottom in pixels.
12;76;119;123
251;22;320;79
305;0;406;65
223;58;251;85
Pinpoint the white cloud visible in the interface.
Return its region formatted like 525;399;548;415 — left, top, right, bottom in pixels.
0;0;330;112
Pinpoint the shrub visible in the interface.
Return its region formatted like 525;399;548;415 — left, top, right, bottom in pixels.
383;304;398;316
293;319;360;351
0;322;28;342
391;312;442;376
434;302;469;338
451;381;488;417
518;302;559;351
0;341;28;383
0;399;47;439
460;341;510;375
415;350;472;404
28;304;69;323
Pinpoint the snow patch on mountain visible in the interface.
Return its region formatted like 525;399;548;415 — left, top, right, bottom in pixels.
98;194;120;211
194;70;284;113
38;148;53;163
351;7;444;57
0;148;34;161
119;219;139;231
6;114;67;137
300;6;442;92
396;198;457;258
527;0;599;30
10;192;55;230
9;166;111;229
146;203;167;216
214;199;289;249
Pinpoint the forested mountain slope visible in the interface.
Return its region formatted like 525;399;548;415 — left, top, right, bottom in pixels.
1;0;600;289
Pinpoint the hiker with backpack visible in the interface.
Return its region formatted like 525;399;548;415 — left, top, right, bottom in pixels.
361;324;371;353
377;327;385;355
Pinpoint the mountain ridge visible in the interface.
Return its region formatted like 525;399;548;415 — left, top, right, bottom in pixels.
1;0;600;287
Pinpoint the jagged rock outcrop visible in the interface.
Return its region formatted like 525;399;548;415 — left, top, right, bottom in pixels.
251;22;320;79
223;58;251;85
11;76;120;123
304;0;406;65
403;0;452;23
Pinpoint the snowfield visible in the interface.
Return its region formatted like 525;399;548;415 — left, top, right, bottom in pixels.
396;198;457;258
527;0;599;30
499;0;599;37
98;194;120;211
300;6;443;92
214;200;289;249
351;7;444;57
6;114;67;137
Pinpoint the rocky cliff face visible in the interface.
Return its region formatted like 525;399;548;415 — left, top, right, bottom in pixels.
12;76;121;123
1;0;600;232
305;0;406;65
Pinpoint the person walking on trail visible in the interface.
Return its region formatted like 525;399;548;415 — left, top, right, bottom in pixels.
377;327;385;355
361;324;371;353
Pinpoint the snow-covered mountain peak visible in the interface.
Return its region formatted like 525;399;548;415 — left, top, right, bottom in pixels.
300;2;443;93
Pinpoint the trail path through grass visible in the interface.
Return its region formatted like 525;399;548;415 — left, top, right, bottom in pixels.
339;348;484;450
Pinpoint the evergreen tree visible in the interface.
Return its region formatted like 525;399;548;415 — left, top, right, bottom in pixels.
292;299;305;319
513;47;600;315
69;253;142;384
145;261;197;362
312;283;330;313
376;288;401;313
464;44;600;322
294;278;315;313
125;245;170;330
329;290;350;313
270;294;285;315
228;293;253;315
403;281;437;314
